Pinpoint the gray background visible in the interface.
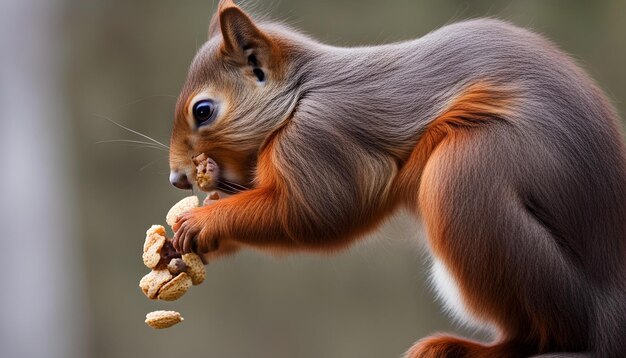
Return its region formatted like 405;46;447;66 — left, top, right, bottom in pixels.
1;1;625;358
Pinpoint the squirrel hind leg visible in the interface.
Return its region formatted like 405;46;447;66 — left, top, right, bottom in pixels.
414;126;591;354
405;335;535;358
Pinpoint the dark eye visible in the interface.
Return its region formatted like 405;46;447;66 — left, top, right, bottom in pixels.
192;100;216;127
253;68;265;82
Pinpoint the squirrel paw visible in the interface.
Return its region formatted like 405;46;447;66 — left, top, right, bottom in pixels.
172;207;219;256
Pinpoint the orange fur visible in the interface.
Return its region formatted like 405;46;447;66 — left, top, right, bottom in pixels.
396;83;528;357
173;81;517;257
407;335;535;358
393;81;515;203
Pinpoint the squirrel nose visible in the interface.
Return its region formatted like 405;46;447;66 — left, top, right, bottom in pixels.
169;170;192;190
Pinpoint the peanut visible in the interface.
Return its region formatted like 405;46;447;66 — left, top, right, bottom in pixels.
145;310;184;329
157;272;193;301
142;225;167;269
182;253;206;285
193;153;219;192
167;258;187;276
139;269;173;299
165;196;199;227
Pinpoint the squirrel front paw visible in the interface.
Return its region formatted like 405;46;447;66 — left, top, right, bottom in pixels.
172;206;220;255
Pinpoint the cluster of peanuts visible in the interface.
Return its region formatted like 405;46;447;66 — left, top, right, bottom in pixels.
141;193;219;329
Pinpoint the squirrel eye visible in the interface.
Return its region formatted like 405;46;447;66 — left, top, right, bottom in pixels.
192;100;216;127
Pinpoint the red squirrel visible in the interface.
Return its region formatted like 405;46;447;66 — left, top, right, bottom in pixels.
168;1;626;356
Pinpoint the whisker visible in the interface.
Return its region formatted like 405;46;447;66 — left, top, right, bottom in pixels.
217;182;241;194
217;187;238;194
96;139;166;147
95;140;168;151
93;114;170;149
218;182;240;193
132;145;169;152
218;181;242;191
139;157;166;171
220;179;249;191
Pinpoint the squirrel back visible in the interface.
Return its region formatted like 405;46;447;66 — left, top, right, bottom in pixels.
169;2;626;356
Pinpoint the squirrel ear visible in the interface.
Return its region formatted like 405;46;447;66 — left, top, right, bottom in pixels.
218;1;270;58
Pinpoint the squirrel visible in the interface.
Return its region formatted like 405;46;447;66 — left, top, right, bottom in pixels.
167;1;626;357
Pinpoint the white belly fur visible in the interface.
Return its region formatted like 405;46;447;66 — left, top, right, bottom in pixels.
430;258;493;334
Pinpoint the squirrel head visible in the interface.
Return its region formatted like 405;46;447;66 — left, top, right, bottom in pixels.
169;0;300;190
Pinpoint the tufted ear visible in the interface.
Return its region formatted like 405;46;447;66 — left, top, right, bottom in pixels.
208;1;251;41
217;0;271;60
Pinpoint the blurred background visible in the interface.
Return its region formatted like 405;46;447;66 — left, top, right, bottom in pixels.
1;1;625;358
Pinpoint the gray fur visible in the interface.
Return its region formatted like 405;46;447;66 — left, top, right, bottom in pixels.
270;18;626;356
177;15;626;357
